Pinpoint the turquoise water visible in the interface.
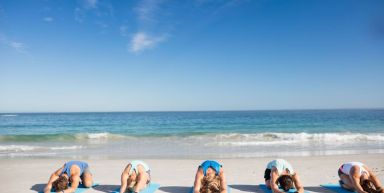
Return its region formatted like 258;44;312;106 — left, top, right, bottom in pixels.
0;110;383;158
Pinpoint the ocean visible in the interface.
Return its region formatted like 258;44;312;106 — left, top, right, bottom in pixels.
0;110;383;159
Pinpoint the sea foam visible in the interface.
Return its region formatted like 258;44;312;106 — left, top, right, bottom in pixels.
202;132;384;146
0;145;84;152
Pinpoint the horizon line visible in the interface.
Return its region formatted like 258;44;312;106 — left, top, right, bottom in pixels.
1;107;383;114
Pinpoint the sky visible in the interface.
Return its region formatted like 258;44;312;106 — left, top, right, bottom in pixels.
0;0;383;112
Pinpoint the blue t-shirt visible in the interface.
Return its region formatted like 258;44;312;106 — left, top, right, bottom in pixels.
60;161;89;176
266;159;295;176
128;160;150;175
200;160;221;176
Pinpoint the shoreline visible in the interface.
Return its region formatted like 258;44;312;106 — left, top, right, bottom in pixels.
2;153;383;193
2;147;384;160
2;151;384;160
2;132;383;159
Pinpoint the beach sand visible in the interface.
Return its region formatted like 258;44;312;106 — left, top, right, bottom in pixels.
2;154;383;193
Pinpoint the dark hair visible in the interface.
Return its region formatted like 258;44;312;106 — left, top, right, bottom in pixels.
362;179;379;193
278;175;293;191
52;176;69;192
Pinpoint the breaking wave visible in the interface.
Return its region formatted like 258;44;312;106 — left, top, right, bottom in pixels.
204;132;384;146
0;145;84;152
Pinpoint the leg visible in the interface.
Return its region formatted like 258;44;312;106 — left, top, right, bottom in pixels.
339;173;354;191
81;168;93;188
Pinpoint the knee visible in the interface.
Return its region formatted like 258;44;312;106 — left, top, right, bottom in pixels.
83;181;92;188
82;177;93;188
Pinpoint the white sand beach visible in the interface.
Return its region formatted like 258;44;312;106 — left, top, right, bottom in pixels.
1;153;383;193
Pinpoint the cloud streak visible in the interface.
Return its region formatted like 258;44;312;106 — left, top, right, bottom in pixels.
74;0;98;23
127;0;249;53
74;0;114;28
83;0;98;9
74;7;85;23
127;0;169;53
135;0;163;23
120;25;128;37
43;17;54;22
0;34;27;53
129;32;166;53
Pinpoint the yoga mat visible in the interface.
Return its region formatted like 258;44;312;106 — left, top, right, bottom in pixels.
259;184;310;193
112;183;160;193
321;184;355;193
189;185;231;193
40;183;98;193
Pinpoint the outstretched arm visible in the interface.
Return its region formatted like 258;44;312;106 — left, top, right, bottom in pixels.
292;173;304;193
366;166;383;192
270;168;284;193
64;175;80;193
350;166;367;193
219;168;227;193
133;165;149;193
120;164;132;193
193;168;204;193
44;165;64;193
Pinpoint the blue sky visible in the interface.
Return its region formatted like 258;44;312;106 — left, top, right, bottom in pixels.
0;0;383;112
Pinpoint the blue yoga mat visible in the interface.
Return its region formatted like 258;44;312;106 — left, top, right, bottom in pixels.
259;184;310;193
189;185;231;193
39;183;98;193
321;184;355;193
111;183;160;193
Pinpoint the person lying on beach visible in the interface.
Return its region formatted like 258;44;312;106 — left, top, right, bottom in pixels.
264;159;304;193
338;162;384;193
119;160;151;193
193;160;227;193
43;160;93;193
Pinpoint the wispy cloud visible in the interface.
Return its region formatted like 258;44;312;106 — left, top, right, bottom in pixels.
74;0;98;23
95;21;109;34
43;17;54;22
74;7;85;23
135;0;163;23
120;25;128;37
83;0;98;9
127;0;169;53
0;34;27;53
195;0;250;15
9;42;25;51
216;0;250;13
129;32;166;53
74;0;113;25
95;21;108;28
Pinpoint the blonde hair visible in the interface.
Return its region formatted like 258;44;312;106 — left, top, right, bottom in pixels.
200;175;221;193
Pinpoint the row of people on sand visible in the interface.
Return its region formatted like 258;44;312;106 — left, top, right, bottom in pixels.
44;159;384;193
